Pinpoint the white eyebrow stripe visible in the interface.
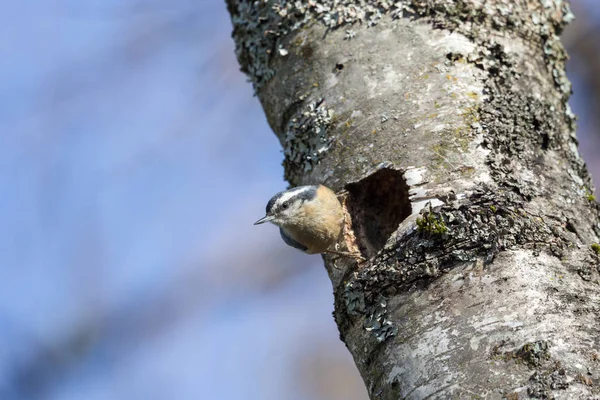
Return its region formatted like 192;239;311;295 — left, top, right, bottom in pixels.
275;186;313;206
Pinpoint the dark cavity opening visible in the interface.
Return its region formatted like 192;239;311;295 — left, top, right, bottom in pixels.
345;168;411;259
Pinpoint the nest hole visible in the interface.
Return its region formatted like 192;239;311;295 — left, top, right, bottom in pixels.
345;168;412;259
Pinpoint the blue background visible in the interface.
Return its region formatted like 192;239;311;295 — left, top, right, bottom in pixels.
1;1;598;399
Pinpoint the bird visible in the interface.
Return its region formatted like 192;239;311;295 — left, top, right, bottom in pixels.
254;185;361;260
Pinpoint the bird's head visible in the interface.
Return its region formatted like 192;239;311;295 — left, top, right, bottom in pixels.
254;185;319;228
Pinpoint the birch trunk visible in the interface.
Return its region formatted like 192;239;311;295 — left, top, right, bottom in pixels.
227;1;600;398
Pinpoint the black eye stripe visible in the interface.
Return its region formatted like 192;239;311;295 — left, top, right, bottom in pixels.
265;185;319;214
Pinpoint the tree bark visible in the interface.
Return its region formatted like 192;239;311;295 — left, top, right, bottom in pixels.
226;0;600;398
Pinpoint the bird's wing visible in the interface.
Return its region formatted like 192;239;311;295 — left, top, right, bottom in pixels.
279;228;308;252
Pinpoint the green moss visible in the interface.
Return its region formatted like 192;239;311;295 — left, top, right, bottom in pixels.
587;193;596;202
416;209;448;236
489;205;497;213
462;104;480;125
592;243;600;255
491;340;551;369
453;127;470;152
518;341;551;368
453;104;480;152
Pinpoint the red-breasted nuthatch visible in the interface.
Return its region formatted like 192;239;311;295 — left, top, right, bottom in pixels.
255;185;353;257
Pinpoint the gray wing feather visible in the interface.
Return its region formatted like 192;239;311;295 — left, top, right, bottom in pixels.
279;228;308;252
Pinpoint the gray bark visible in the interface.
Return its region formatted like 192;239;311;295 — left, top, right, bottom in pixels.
226;1;600;398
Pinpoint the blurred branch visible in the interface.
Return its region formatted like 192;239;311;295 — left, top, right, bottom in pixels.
1;237;309;399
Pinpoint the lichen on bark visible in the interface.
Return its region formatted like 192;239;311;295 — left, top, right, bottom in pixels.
227;0;600;398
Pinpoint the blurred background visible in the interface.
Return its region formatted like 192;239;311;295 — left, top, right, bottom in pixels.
0;1;598;399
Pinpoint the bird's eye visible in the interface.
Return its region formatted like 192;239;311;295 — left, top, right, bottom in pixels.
281;203;289;210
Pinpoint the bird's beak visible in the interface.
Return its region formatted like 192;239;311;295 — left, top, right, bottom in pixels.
254;215;274;225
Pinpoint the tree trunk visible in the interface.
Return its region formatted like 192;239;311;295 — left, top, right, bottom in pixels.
226;0;600;398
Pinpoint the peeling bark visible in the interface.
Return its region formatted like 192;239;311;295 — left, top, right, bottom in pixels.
227;0;600;398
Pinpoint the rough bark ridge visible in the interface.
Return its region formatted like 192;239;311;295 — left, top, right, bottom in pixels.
227;0;600;398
